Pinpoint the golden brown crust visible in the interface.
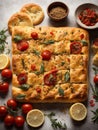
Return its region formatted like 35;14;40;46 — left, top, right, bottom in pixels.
12;26;89;103
8;12;33;34
20;3;44;25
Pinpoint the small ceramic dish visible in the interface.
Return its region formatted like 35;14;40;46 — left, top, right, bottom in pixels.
47;1;69;21
75;3;98;29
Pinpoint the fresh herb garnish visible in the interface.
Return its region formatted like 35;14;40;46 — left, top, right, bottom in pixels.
64;72;70;82
33;49;40;57
34;63;44;75
90;83;98;102
92;67;98;75
21;59;26;69
0;29;8;53
43;40;55;45
16;94;26;100
13;35;23;42
46;112;67;130
81;40;88;46
61;62;65;66
91;108;98;124
19;84;30;91
58;87;64;96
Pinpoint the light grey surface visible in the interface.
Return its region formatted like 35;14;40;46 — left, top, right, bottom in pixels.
0;0;98;130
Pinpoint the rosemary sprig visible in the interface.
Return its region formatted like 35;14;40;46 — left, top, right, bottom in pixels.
91;108;98;124
90;83;98;102
92;67;98;75
0;29;8;53
46;112;67;130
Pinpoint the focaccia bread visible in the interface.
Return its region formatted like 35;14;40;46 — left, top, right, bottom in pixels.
12;26;89;103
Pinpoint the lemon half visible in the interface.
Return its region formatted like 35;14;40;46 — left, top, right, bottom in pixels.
0;54;10;70
69;103;87;121
26;109;45;128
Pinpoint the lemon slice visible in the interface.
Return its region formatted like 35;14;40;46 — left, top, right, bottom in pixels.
69;103;87;121
26;109;45;127
0;54;10;70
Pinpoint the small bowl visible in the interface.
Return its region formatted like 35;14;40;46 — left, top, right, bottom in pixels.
75;3;98;29
47;2;69;21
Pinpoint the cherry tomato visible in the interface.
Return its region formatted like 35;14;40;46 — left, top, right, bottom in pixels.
4;115;15;126
0;106;7;118
1;69;12;79
7;99;17;110
70;41;82;54
31;32;38;40
94;74;98;84
17;41;29;51
41;50;51;60
22;104;33;114
31;64;36;71
36;87;41;93
0;82;9;93
17;73;27;85
80;34;84;39
15;116;25;127
44;69;57;86
93;38;98;46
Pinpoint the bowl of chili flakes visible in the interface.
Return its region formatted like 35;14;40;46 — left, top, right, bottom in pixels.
75;3;98;29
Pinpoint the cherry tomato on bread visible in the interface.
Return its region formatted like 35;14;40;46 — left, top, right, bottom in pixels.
17;73;27;85
17;41;29;51
70;41;82;54
31;32;38;40
41;50;51;60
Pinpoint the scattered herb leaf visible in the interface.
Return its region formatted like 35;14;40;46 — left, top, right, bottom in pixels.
19;84;30;91
0;29;8;53
90;83;98;102
92;67;98;75
13;35;23;42
91;108;98;124
21;59;26;69
81;40;88;46
43;40;55;45
58;87;64;96
64;72;70;82
61;62;65;66
46;112;67;130
16;94;26;100
34;63;44;75
33;49;40;57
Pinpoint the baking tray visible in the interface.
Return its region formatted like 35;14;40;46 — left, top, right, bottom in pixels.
0;0;98;130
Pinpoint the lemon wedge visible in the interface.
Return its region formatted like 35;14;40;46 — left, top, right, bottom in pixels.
0;54;10;70
69;103;87;121
26;109;45;127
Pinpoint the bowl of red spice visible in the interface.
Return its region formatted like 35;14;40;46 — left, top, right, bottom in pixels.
75;3;98;29
47;2;69;21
